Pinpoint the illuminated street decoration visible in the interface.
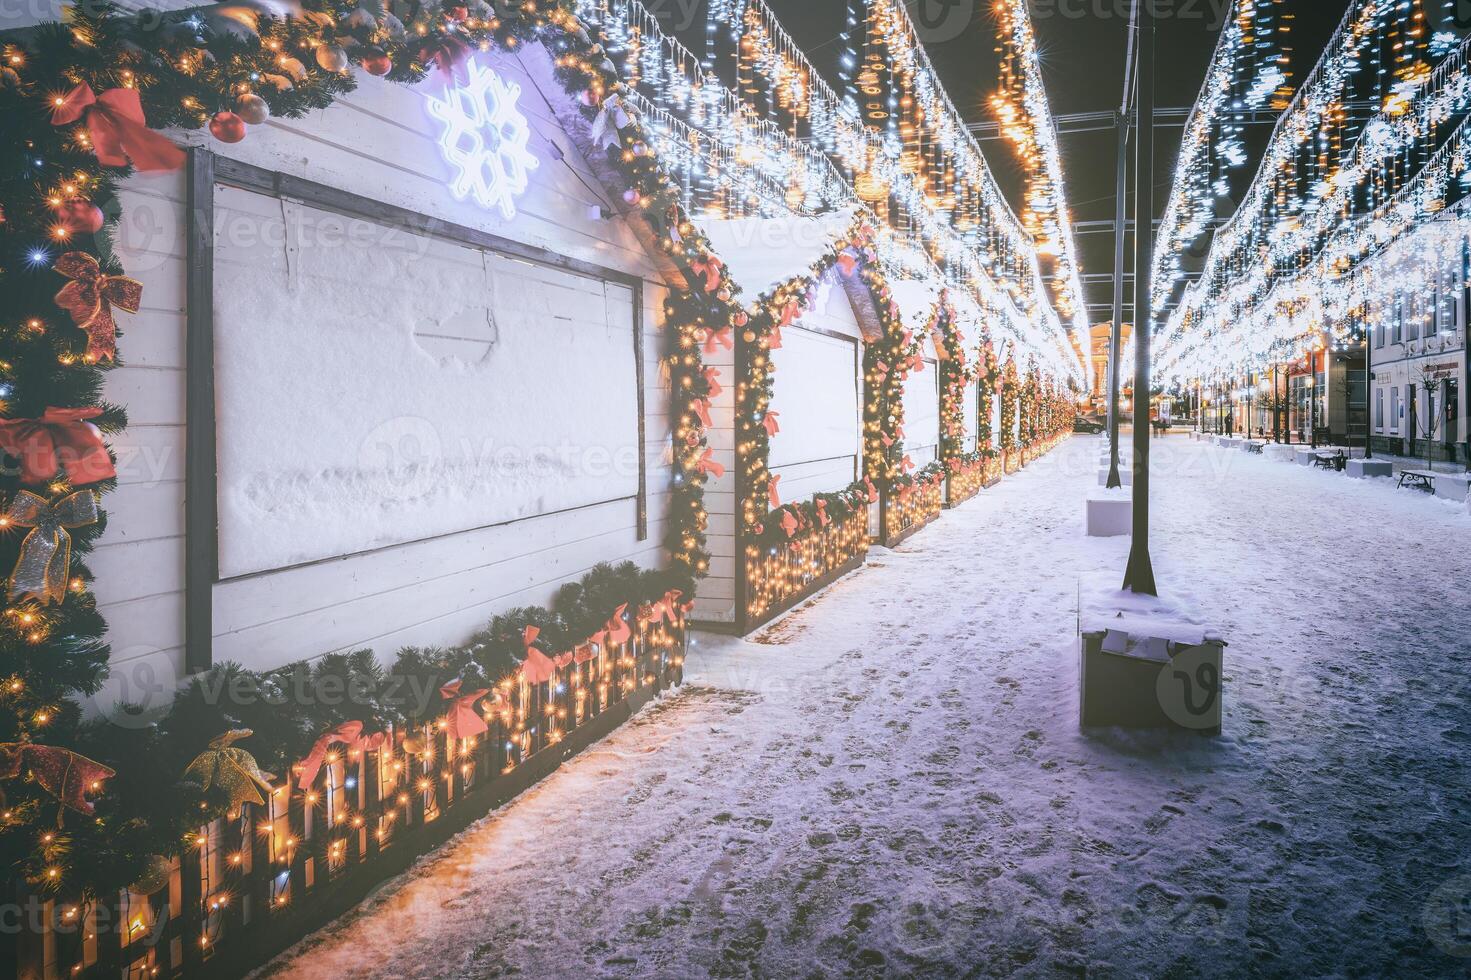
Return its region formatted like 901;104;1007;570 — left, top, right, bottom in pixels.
428;59;539;220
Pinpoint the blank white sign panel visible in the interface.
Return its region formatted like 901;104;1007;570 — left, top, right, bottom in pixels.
767;327;860;469
212;184;639;579
904;363;941;450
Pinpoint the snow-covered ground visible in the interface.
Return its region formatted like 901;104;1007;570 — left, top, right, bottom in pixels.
257;435;1471;979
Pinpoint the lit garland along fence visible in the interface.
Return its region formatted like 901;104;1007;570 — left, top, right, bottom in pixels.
943;454;988;509
742;502;869;628
9;608;689;980
879;465;945;548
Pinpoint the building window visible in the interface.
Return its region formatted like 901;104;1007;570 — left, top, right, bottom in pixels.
1390;387;1400;434
1375;388;1384;431
1375;323;1385;348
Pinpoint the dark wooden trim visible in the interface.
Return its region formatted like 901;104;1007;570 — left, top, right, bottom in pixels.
733;313;751;634
184;148;218;675
210;155;644;290
633;279;648;541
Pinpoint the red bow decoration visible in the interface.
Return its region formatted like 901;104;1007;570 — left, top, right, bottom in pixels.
769;323;784;350
690;254;724;292
0;742;114;816
604;603;631;646
703;326;733;355
417;35;471;83
294;720;380;792
695;447;725;479
648;589;685;624
52;251;142;362
836;251;858;277
901;455;915;473
692;399;713;428
553;651;575;669
703;367;723;398
49;83;185;172
816;498;830;527
778;299;801;329
763;411;781;437
864;477;878;503
520;626;557;685
0;408;114;487
910;355;925;373
881;432;894;448
439;680;492;740
767;474;781;509
780;510;799;538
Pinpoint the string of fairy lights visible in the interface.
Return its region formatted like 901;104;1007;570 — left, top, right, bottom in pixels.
991;0;1091;338
1151;0;1291;313
590;0;1087;384
1155;0;1470;384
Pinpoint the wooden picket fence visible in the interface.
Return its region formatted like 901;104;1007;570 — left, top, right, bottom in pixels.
6;615;689;980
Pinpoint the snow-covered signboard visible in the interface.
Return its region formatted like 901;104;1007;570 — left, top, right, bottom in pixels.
212;185;640;578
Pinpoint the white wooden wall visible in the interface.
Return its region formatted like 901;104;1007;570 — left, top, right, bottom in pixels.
903;335;941;468
94;43;674;708
768;273;864;504
962;378;979;454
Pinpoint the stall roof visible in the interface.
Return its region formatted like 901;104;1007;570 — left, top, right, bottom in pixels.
700;209;859;298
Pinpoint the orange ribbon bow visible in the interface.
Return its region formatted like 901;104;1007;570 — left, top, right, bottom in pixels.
52;251;142;362
50;82;185;172
703;367;723;398
520;626;557;685
294;720;382;792
690;254;724;292
440;680;492;740
780;510;799;538
703;326;733;355
835;251;859;277
767;474;781;509
695;447;725;479
0;407;115;487
816;498;830;527
763;411;781;437
604;603;632;646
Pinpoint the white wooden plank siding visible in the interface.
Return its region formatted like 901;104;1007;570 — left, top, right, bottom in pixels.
767;273;863;505
962;378;980;454
903;334;942;468
92;43;676;704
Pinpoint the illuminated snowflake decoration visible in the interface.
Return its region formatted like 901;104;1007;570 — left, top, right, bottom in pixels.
427;60;539;220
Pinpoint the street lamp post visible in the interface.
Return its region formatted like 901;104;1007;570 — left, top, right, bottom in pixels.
1307;375;1317;449
1123;0;1157;596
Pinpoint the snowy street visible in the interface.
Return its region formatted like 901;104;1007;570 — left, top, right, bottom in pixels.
258;435;1471;979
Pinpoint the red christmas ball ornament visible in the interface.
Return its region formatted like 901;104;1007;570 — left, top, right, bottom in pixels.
208;111;246;144
362;51;392;76
57;198;105;234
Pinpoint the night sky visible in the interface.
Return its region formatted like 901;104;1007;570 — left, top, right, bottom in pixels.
662;0;1356;324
